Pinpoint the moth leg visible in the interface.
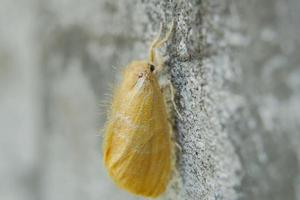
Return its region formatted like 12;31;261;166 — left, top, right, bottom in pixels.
175;141;182;152
148;21;174;72
161;80;182;120
167;81;183;120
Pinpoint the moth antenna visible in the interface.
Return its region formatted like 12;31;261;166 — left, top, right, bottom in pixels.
148;23;163;63
148;20;174;71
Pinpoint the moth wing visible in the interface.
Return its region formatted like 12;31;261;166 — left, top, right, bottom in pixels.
103;84;172;197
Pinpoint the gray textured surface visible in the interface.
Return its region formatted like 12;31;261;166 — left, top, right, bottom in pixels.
0;0;300;200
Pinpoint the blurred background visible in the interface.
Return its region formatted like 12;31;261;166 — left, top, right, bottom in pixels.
1;0;300;200
0;0;144;199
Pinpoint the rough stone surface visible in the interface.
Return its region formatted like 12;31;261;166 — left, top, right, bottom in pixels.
0;0;300;200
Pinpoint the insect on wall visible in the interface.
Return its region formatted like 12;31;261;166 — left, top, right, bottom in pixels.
102;22;180;198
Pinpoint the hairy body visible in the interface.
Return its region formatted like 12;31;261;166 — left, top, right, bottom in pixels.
103;23;174;198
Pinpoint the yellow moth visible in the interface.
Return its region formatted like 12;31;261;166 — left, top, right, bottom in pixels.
103;23;175;198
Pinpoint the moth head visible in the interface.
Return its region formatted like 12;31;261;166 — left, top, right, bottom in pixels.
122;60;156;90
